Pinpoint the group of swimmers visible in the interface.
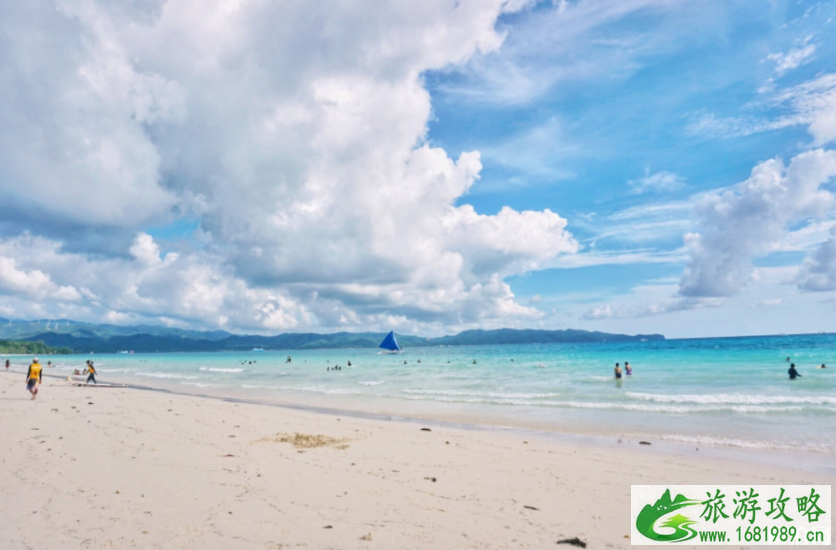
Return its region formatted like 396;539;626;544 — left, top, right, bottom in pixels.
786;357;827;380
787;363;826;380
613;362;633;379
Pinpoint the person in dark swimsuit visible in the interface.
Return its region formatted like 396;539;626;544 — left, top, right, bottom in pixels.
614;363;622;379
788;363;801;380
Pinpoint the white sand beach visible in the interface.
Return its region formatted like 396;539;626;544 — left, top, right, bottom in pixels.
1;372;833;549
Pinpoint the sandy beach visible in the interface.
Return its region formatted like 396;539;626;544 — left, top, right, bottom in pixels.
1;371;834;550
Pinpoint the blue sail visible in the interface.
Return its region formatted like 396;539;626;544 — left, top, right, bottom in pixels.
379;330;400;352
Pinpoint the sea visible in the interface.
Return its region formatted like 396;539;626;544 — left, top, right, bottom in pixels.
25;333;836;455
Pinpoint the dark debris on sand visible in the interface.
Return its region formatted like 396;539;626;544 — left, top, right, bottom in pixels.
557;537;587;548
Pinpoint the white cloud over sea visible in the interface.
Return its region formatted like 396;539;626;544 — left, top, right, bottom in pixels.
0;0;578;333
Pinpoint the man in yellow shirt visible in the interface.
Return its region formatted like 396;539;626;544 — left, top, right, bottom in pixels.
26;357;43;400
86;360;97;385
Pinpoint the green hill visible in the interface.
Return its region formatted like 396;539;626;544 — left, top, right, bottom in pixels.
0;339;73;355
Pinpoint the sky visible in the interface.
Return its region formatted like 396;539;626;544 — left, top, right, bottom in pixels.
1;0;836;338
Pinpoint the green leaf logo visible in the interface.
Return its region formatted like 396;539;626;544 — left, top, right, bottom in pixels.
636;489;700;543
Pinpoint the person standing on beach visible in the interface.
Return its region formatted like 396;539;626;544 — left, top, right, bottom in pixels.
26;357;43;399
86;361;98;385
788;363;801;380
614;363;622;379
5;358;9;370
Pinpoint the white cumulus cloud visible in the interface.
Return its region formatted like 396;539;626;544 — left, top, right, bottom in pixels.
797;226;836;292
0;0;578;332
679;149;836;298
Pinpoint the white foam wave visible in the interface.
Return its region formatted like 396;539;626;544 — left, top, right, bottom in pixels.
627;392;836;406
397;395;825;414
180;382;222;388
287;386;362;395
358;381;384;386
136;372;198;380
653;433;836;453
199;367;244;373
403;389;557;399
240;384;362;396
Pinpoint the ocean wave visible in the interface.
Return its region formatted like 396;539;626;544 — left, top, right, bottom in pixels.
358;381;384;386
135;372;198;380
652;433;836;453
180;381;223;388
285;386;362;395
626;392;836;406
398;394;827;414
199;367;244;373
403;389;558;399
241;384;363;396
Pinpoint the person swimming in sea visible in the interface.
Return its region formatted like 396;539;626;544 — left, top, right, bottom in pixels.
788;363;801;380
614;362;622;379
625;362;632;376
817;363;827;369
26;357;43;400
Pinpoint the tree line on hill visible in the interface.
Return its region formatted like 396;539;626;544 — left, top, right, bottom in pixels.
0;339;73;355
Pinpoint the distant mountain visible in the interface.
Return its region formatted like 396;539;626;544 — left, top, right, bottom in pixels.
0;318;663;353
0;318;232;341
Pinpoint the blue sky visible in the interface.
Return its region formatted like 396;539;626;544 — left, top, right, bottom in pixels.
422;0;836;336
1;0;836;337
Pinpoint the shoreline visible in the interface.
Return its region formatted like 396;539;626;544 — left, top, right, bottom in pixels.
2;370;835;549
16;367;836;476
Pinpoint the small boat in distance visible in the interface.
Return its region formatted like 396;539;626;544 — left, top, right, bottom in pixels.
379;331;401;354
252;348;265;352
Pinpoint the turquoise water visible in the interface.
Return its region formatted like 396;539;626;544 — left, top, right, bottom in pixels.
30;333;836;453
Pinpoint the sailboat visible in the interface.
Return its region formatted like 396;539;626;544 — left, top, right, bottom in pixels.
378;330;401;354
